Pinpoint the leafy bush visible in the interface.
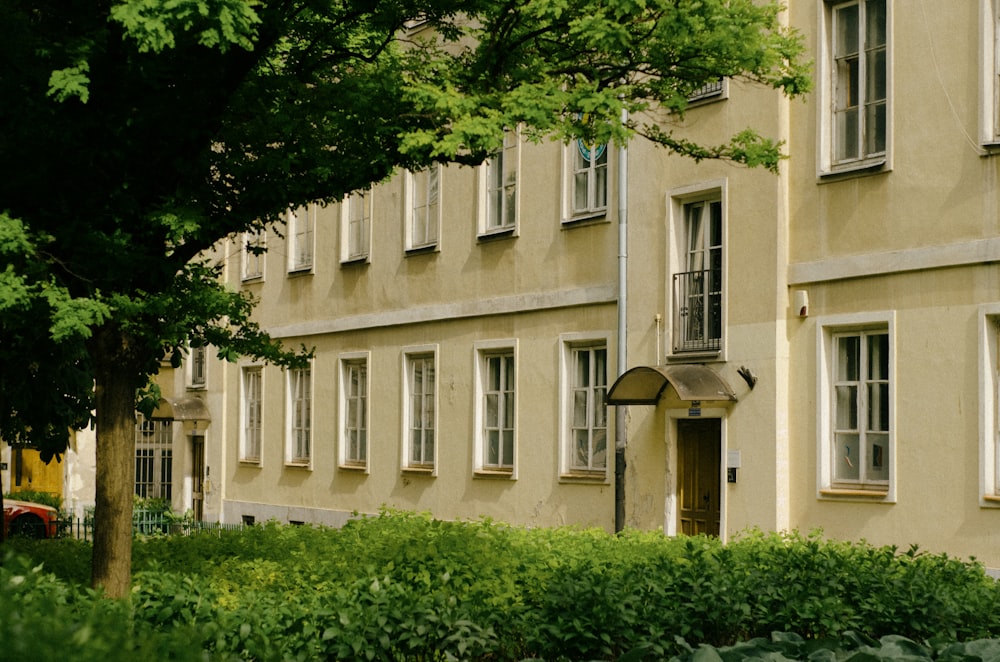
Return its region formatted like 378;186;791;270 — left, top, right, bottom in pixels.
8;514;1000;661
4;489;62;509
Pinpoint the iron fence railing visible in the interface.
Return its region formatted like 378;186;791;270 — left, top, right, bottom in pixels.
673;268;722;353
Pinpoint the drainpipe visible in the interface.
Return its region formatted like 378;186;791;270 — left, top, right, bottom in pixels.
614;108;628;533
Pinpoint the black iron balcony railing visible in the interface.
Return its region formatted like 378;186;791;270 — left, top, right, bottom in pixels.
673;269;722;353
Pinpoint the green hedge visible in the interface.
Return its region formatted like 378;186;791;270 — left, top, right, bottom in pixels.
5;512;1000;661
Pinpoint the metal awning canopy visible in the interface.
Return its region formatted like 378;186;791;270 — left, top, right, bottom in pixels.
605;364;737;406
151;396;212;422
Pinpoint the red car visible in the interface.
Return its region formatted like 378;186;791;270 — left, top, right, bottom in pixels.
3;499;60;538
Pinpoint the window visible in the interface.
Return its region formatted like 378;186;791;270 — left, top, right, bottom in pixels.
242;229;265;280
560;339;609;477
672;195;723;354
474;341;517;475
821;0;889;172
403;350;436;471
287;204;315;272
563;140;608;222
286;365;312;465
979;307;1000;503
818;314;894;498
241;366;263;463
339;354;369;469
404;167;441;251
478;130;519;236
980;0;1000;144
135;414;172;499
188;344;207;389
687;79;728;104
341;191;372;263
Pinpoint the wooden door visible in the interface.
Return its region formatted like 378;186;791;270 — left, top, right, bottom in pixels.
191;434;205;521
677;418;721;536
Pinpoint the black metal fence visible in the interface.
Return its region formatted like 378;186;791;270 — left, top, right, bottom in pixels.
49;510;245;541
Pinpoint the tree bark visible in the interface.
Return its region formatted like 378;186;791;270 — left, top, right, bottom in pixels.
89;325;142;598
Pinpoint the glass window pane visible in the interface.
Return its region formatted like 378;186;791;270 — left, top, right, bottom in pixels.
868;333;889;380
836;385;858;429
835;432;861;481
837;336;860;381
865;0;886;47
867;433;889;481
835;4;859;57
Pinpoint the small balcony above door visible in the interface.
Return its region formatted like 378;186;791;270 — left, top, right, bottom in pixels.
673;268;722;355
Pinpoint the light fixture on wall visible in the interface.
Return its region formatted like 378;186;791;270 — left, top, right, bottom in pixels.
737;365;757;390
793;289;809;317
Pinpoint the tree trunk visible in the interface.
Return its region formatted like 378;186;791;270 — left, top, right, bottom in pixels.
89;325;142;598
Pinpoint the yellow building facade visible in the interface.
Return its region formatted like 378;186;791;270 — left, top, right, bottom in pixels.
153;1;1000;570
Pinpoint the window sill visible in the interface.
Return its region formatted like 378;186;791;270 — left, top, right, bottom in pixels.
238;459;261;467
559;471;608;484
981;494;1000;506
401;466;435;476
818;158;888;181
667;349;723;363
819;488;890;500
405;243;438;256
474;468;515;479
241;276;264;284
287;266;314;277
285;461;312;470
340;256;370;266
339;463;368;473
561;211;608;226
186;384;207;392
477;227;516;242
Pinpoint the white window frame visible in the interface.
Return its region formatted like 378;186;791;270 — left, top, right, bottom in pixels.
816;311;896;501
403;167;442;251
285;363;313;467
240;365;263;464
340;191;372;263
978;305;1000;505
558;333;611;480
473;339;518;477
187;344;207;389
980;0;1000;145
401;346;438;474
667;181;727;359
134;414;173;500
242;229;266;281
338;352;370;471
818;0;891;175
477;129;520;237
287;204;316;273
562;139;609;223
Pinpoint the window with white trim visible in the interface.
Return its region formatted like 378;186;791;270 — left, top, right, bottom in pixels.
478;130;519;236
820;0;889;173
560;339;608;477
404;167;441;251
563;140;608;222
188;344;207;389
242;229;265;280
671;190;724;355
240;366;263;463
341;191;372;263
979;308;1000;503
687;78;728;105
287;204;315;272
474;341;517;475
980;0;1000;144
339;354;369;469
403;350;436;471
286;364;312;465
135;414;172;499
818;315;894;497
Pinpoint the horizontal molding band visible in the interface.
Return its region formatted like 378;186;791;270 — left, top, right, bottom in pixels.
788;237;1000;285
269;284;618;339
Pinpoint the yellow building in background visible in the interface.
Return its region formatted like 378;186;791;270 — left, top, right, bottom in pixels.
144;1;1000;571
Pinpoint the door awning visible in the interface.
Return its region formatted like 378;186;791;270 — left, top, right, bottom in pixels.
151;396;212;422
605;364;737;406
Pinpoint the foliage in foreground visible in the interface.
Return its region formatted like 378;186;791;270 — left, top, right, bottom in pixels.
6;513;1000;661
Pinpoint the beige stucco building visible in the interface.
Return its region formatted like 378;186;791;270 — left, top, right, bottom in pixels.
144;1;1000;570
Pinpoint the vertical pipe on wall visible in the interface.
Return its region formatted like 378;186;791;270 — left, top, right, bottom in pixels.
614;108;629;533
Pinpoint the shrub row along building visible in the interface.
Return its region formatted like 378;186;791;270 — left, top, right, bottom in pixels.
7;1;1000;570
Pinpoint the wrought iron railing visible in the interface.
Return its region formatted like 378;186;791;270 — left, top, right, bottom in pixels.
673;269;722;353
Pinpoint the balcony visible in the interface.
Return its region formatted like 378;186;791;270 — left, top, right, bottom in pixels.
673;269;722;354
